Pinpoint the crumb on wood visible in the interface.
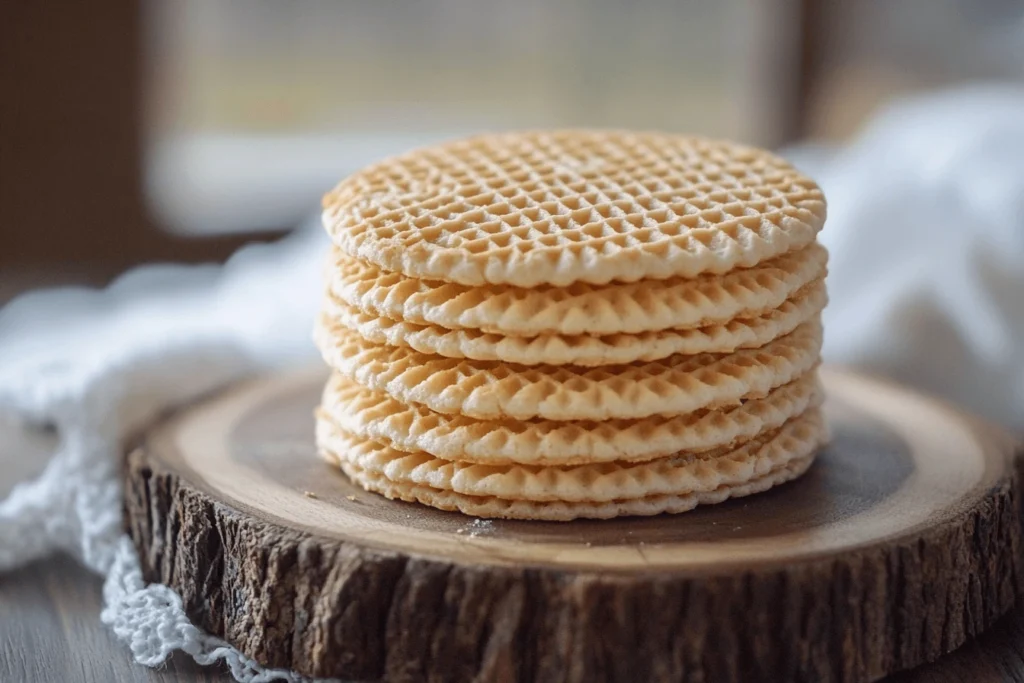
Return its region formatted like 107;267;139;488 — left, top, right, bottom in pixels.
346;495;357;501
303;490;318;499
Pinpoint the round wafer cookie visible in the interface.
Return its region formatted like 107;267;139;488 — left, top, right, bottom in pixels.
318;370;823;465
335;454;815;521
328;242;828;336
318;279;827;366
313;320;823;420
318;408;824;504
322;130;827;287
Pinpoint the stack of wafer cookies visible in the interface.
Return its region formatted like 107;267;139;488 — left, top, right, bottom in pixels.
314;130;828;521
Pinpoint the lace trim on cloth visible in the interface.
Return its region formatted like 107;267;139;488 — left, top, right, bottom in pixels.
103;538;317;683
0;350;335;682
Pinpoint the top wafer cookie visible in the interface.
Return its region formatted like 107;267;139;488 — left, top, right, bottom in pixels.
323;130;827;287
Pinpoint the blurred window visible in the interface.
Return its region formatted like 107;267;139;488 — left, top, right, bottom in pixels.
144;0;799;235
805;0;1024;139
146;0;1023;236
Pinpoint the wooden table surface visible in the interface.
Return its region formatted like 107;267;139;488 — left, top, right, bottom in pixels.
2;413;1023;683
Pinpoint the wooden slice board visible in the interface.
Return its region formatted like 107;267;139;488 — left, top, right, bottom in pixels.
124;367;1023;683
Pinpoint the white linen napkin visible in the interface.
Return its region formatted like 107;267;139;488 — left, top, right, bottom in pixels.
796;84;1024;432
0;226;330;681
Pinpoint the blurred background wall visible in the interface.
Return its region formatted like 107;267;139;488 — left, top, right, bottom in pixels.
3;0;1023;302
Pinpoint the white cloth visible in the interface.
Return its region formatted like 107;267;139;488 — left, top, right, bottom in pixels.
795;85;1024;431
0;226;331;681
1;86;1022;682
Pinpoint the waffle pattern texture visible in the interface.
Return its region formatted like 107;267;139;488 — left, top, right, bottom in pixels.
316;130;829;520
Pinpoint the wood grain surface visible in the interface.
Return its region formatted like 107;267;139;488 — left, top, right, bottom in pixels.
123;367;1022;683
3;386;1024;683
